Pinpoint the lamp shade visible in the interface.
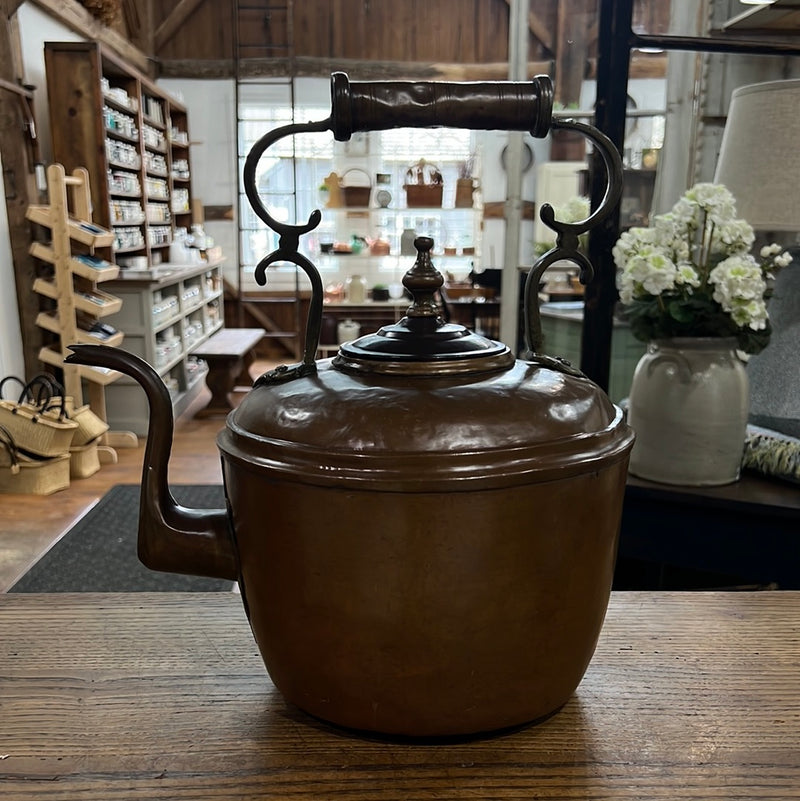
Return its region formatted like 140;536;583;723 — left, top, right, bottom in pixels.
746;248;800;438
713;78;800;231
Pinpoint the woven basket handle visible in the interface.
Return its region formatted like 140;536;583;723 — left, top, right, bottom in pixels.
0;376;27;403
17;374;57;405
17;374;69;421
339;167;372;188
39;399;72;421
0;424;20;474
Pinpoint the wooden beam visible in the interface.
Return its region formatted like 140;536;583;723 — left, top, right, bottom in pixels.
2;0;28;16
29;0;151;75
555;0;591;106
483;200;536;220
157;56;554;81
501;0;554;55
527;8;554;56
0;76;32;98
122;0;153;56
153;0;208;52
586;52;668;81
158;54;667;83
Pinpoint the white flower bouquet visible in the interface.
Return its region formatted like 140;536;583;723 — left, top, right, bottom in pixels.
613;183;792;354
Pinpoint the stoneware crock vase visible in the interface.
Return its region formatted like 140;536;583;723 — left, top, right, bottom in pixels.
65;72;633;740
627;337;748;486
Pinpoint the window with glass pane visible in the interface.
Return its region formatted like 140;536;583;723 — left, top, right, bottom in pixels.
238;79;479;285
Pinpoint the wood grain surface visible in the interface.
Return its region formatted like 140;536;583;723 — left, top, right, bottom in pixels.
1;591;798;799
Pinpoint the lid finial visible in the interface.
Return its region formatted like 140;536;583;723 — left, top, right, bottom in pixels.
403;237;444;326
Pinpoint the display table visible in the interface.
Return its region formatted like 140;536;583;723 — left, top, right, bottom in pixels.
2;591;798;799
190;327;264;417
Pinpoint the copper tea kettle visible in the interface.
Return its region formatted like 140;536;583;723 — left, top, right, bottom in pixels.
68;73;633;739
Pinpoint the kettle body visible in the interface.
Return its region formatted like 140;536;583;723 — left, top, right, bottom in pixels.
220;357;630;737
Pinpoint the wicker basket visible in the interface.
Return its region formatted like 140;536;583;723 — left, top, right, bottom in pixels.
340;168;372;207
404;160;444;208
0;374;78;457
22;374;109;446
70;439;101;479
0;425;70;495
0;398;77;457
455;177;475;208
49;398;108;446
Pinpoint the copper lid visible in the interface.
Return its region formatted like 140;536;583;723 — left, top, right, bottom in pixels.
222;361;632;492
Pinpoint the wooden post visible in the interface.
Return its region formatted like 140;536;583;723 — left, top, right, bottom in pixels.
0;8;40;376
47;164;83;401
555;0;591;107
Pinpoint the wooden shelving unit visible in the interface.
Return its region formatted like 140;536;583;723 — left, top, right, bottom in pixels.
44;40;195;268
27;163;138;461
42;41;230;432
101;260;225;435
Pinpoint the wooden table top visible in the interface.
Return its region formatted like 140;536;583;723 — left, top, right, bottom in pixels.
190;327;264;358
2;591;798;799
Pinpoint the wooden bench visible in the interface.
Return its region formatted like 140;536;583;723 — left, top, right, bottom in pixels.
191;328;264;418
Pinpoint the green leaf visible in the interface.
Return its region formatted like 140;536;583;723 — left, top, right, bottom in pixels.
667;301;694;323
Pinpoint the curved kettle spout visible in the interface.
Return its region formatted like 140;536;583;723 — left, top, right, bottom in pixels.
66;344;237;581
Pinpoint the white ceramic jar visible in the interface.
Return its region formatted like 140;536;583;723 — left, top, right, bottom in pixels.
626;337;749;486
337;319;361;344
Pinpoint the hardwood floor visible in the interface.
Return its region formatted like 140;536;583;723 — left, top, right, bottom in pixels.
0;360;277;592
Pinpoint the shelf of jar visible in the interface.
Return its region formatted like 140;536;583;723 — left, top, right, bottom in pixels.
316;252;476;264
108;159;141;172
323;299;408;308
103;257;224;285
104;130;140;150
114;243;147;254
143;115;166;131
320;206;479;214
311;252;475;295
102;92;137;115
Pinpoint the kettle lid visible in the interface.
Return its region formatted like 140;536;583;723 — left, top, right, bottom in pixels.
334;237;514;377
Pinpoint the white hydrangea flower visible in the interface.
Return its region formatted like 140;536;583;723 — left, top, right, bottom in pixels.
709;254;768;322
686;182;738;225
612;182;790;351
618;250;678;298
671;196;700;228
712;219;754;252
616;270;636;304
676;261;701;288
554;196;590;224
729;298;768;330
612;227;662;270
